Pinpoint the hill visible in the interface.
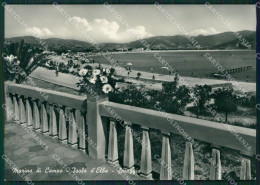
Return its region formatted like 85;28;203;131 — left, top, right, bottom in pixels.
5;30;256;52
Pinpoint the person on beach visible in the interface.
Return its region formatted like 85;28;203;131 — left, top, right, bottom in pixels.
55;66;59;77
152;75;155;80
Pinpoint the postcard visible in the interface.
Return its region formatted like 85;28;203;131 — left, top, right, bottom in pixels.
1;1;259;184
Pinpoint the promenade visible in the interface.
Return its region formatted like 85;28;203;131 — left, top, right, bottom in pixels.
30;66;256;92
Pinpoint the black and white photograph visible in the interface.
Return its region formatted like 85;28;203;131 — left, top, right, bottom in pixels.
1;1;259;183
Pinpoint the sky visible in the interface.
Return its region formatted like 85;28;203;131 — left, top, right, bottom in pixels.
5;4;256;43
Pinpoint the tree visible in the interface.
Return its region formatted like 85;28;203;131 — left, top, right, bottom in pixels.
146;89;162;109
110;68;116;76
213;87;238;123
109;85;147;108
161;74;191;114
84;65;93;71
136;72;142;80
162;73;179;96
238;93;256;108
4;40;48;83
109;73;191;115
193;85;212;117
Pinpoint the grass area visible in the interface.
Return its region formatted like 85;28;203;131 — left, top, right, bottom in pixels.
186;106;256;129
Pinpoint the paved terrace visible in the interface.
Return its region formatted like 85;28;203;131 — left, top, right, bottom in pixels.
4;121;144;181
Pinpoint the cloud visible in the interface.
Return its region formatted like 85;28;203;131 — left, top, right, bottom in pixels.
26;27;53;38
190;27;219;36
67;16;91;31
90;19;120;40
127;26;153;39
64;16;152;43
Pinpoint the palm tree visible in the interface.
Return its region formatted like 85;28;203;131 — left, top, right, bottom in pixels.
4;40;48;83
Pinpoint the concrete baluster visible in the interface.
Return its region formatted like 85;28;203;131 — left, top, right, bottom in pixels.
210;149;222;180
140;126;152;179
240;158;251;180
41;102;49;135
58;107;67;144
108;120;118;164
25;98;33;127
19;96;26;124
12;94;20;122
4;91;14;122
123;122;134;169
68;109;78;148
33;99;40;131
183;142;194;180
49;104;58;138
160;132;172;180
76;110;86;152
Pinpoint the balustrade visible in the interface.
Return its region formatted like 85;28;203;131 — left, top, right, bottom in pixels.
4;82;256;180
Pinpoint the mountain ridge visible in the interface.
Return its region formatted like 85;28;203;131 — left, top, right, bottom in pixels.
5;30;256;52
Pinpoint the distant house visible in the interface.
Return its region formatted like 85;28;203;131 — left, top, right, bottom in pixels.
116;48;124;52
132;48;144;52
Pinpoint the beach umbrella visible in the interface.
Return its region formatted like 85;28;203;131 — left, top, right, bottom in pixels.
126;62;133;66
161;66;168;74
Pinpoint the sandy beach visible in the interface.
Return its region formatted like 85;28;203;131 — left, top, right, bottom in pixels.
30;66;256;93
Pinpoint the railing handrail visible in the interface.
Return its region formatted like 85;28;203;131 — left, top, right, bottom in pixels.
6;82;86;110
99;101;256;156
